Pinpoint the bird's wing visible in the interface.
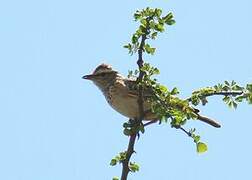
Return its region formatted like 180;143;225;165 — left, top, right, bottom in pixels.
124;79;221;127
124;79;154;98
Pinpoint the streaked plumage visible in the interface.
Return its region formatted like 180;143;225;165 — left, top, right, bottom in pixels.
83;64;221;128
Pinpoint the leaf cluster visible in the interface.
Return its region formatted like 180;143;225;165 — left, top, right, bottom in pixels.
235;83;252;104
139;64;197;125
189;128;208;153
110;151;140;178
111;7;252;179
190;80;252;108
138;63;208;153
110;151;127;166
126;64;251;154
123;119;145;136
124;7;175;55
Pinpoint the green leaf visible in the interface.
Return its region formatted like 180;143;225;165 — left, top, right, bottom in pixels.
123;43;132;49
153;69;160;76
191;94;200;106
223;96;230;103
123;128;132;136
138;25;145;34
149;48;156;55
189;128;196;134
155;23;164;32
232;85;243;91
123;45;129;49
197;142;208;153
222;85;230;91
247;84;252;92
151;32;158;39
110;159;117;166
159;84;168;93
155;8;162;17
171;87;179;95
247;94;252;104
227;101;237;108
214;83;223;91
138;123;145;134
144;44;156;55
224;81;230;86
158;18;165;25
166;19;176;25
123;122;131;128
235;96;244;102
231;80;236;86
131;34;139;44
193;135;201;143
129;162;140;172
134;11;142;21
140;19;147;26
112;177;119;180
163;12;173;21
233;101;238;109
119;152;127;161
227;101;233;108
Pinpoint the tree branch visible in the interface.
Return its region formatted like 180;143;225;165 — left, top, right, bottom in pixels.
120;20;150;180
187;91;243;102
143;120;158;127
178;126;192;137
120;131;137;180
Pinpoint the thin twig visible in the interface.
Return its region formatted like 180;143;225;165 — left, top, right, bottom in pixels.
178;126;191;137
187;91;243;102
143;120;158;127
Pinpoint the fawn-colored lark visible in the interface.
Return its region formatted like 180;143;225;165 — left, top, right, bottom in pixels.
83;64;221;128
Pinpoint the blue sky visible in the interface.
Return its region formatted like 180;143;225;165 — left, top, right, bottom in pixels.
0;0;251;179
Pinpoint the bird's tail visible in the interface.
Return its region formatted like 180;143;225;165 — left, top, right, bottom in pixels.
197;114;221;128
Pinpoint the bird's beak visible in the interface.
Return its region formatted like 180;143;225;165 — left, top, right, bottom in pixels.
82;74;94;80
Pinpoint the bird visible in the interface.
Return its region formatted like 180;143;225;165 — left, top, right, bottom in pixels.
82;63;221;128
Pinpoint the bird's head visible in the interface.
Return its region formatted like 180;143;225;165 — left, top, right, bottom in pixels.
82;64;119;89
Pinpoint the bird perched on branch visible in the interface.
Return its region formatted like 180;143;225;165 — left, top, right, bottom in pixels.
82;64;221;128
